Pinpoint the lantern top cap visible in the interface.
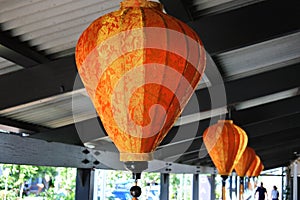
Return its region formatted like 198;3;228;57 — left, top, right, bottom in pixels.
121;0;163;11
218;120;233;124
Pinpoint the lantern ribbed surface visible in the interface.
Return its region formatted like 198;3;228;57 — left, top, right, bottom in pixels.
203;120;248;176
75;0;206;161
246;155;261;177
235;147;256;177
253;162;264;177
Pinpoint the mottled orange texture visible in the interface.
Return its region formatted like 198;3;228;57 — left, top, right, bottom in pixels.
235;147;256;177
252;161;264;177
246;155;261;177
75;0;206;161
203;120;248;176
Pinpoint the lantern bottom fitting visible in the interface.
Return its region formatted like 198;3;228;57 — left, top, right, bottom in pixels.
120;152;153;162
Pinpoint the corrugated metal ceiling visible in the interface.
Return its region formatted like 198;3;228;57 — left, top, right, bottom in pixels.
216;31;300;80
0;0;298;131
0;89;97;128
0;0;121;58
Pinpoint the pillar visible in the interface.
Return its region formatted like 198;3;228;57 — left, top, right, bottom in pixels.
193;174;199;200
76;168;95;200
160;173;169;200
293;161;298;200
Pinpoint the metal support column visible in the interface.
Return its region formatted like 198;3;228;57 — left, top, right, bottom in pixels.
160;173;169;200
210;174;216;200
76;168;95;200
293;161;298;200
229;176;233;200
193;174;199;200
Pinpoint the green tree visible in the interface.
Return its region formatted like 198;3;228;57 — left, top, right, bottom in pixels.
0;164;75;199
0;164;40;198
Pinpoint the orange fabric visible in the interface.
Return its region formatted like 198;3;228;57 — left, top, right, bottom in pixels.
203;120;248;176
253;162;264;177
246;156;261;177
235;147;256;177
75;0;206;161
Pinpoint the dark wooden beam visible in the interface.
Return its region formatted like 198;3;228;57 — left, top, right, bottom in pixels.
232;95;300;126
187;63;300;114
163;0;300;54
159;0;192;22
160;173;170;200
1;52;299;116
0;55;80;110
30;117;107;146
249;127;300;151
242;113;300;138
170;112;300;169
0;116;49;133
28;95;300;164
0;29;49;67
193;174;199;200
0;133;109;169
75;169;94;200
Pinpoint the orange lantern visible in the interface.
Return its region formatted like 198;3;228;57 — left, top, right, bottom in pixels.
253;161;264;177
203;120;248;176
246;155;261;190
203;120;248;200
246;155;261;177
75;0;206;163
234;147;256;200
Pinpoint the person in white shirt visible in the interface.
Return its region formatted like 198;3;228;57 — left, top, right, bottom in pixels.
271;185;279;200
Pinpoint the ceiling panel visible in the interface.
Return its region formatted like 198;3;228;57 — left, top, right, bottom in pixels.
0;57;23;75
216;31;300;80
0;0;121;57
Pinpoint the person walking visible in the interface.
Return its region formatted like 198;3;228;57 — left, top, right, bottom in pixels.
255;182;268;200
271;185;279;200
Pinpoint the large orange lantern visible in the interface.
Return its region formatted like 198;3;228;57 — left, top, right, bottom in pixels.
234;147;256;200
203;120;248;200
75;0;206;163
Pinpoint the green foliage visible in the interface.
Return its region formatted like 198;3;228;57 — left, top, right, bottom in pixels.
105;170;132;190
0;164;76;199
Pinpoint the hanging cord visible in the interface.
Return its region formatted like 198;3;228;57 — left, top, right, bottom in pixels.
227;105;235;120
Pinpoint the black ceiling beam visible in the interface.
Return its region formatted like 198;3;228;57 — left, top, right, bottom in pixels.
162;0;300;54
0;34;298;112
248;127;300;150
184;63;300;114
159;0;192;22
0;133;109;169
179;137;300;169
0;29;50;67
1;56;297;113
179;117;300;159
0;116;49;133
242;113;300;138
30;117;107;146
232;95;300;126
169;113;300;167
28;93;300;152
257;145;300;170
0;55;80;110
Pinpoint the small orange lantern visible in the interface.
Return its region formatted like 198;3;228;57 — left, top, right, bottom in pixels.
235;147;256;200
246;155;261;190
203;120;248;200
253;162;264;177
75;0;206;163
246;155;261;177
